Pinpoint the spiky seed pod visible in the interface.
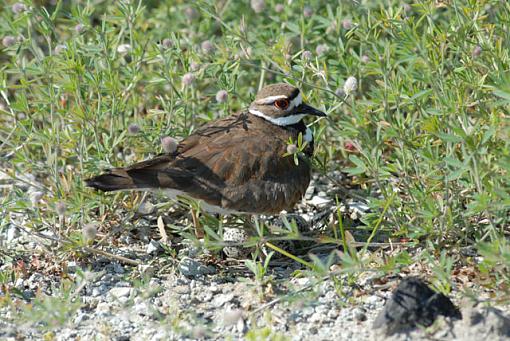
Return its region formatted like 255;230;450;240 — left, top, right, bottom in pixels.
302;50;312;60
161;136;178;153
343;76;358;96
56;201;66;217
182;72;195;86
2;36;16;47
12;3;27;14
215;90;228;103
251;0;265;13
128;123;140;135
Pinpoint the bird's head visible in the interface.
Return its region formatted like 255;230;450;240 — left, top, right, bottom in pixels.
249;83;326;126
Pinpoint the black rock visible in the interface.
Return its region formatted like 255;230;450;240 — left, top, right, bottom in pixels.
373;277;461;335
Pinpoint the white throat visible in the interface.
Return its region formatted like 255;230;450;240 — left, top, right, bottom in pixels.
248;109;313;143
249;109;305;126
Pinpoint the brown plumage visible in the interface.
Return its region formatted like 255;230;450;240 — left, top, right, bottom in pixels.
85;83;325;214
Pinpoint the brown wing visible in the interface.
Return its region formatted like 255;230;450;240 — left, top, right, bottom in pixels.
86;112;311;213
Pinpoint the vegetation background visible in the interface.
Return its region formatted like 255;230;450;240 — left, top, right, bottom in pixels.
1;0;509;337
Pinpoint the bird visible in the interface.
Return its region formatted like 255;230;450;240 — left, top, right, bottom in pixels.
85;83;325;218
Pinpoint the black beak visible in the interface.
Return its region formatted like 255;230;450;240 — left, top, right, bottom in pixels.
295;103;326;117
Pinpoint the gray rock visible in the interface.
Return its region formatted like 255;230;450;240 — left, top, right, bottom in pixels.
354;307;368;322
308;195;332;207
178;257;216;278
212;293;234;307
147;240;163;255
109;287;132;299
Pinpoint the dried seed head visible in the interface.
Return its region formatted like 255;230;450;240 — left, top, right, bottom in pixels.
303;6;313;18
472;45;482;58
251;0;265;13
342;18;353;30
182;72;195;86
117;44;131;54
201;40;214;54
361;55;370;63
12;3;27;14
215;90;228;103
275;4;284;13
343;76;358;95
82;223;97;243
287;144;298;154
190;61;200;71
30;191;44;206
56;201;66;217
2;36;16;47
302;50;312;60
75;23;85;33
162;38;173;49
161;136;178;153
315;44;329;56
54;44;67;54
128;123;140;135
184;7;199;20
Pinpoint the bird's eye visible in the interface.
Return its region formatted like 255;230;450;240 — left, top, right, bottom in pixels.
274;99;289;110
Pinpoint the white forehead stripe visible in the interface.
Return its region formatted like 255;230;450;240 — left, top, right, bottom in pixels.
255;95;288;105
249;109;305;126
288;92;302;110
255;92;303;110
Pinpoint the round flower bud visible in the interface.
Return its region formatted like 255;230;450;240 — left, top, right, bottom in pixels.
161;136;178;153
287;144;298;154
472;45;482;58
303;6;313;18
162;38;173;49
201;40;215;54
275;4;284;13
2;36;16;47
315;44;329;56
342;19;353;30
182;72;195;86
75;23;85;33
190;61;200;71
56;201;66;217
302;50;312;60
251;0;265;14
82;223;97;243
12;3;27;14
215;90;228;103
30;191;44;206
361;55;370;63
128;123;140;135
185;7;199;20
344;140;357;152
343;76;358;96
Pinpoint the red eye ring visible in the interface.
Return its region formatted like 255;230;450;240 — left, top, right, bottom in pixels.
274;99;289;110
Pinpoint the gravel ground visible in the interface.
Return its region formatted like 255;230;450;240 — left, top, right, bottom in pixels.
1;171;509;340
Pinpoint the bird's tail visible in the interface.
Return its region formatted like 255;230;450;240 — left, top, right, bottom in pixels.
85;168;159;192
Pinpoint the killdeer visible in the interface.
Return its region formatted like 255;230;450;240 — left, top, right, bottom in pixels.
85;83;325;216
